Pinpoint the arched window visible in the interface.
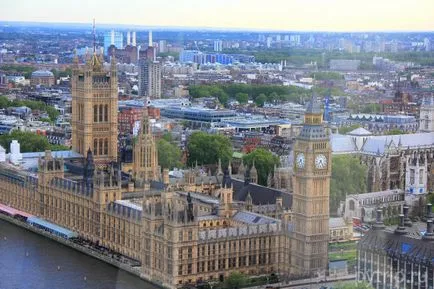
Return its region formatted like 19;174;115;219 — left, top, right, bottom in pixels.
349;200;354;211
104;138;108;155
93;139;98;155
104;105;108;122
99;105;103;122
94;105;98;122
99;138;103;156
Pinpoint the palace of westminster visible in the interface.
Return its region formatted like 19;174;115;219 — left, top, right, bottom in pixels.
0;50;333;288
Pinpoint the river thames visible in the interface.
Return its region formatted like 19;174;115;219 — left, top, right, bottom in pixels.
0;219;159;289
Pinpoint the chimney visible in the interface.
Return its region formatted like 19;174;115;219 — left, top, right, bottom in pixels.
423;220;434;241
127;31;131;46
394;214;407;235
373;209;385;230
132;31;136;47
148;30;152;47
403;205;412;227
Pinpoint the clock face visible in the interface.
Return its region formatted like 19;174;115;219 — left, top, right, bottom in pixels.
296;153;305;169
315;154;327;169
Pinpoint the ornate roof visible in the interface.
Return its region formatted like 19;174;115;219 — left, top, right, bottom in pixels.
359;223;434;265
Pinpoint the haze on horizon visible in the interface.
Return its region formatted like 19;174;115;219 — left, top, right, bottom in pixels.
1;0;434;32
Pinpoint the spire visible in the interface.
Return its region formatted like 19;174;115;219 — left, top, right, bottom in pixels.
238;160;245;176
110;50;117;70
251;160;257;176
73;49;79;66
267;172;273;187
246;191;252;204
140;104;151;136
92;18;96;54
84;148;95;185
217;158;223;176
306;90;321;114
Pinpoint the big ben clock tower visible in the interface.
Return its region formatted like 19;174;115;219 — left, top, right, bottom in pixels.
291;94;331;277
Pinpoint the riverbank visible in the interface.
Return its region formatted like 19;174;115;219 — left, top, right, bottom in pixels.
0;213;166;289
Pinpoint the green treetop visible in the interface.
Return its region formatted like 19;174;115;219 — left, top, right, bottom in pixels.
330;155;368;214
242;148;279;186
187;132;232;168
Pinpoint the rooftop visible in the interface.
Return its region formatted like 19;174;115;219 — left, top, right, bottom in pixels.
347;127;372;136
31;70;54;77
347;189;403;201
232;210;278;225
115;199;142;211
359;222;434;264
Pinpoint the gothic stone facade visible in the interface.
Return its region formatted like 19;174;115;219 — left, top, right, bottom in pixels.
291;96;331;277
71;52;118;165
0;151;293;289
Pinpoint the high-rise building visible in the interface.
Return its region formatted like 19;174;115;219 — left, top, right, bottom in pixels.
290;35;301;46
424;37;431;52
104;30;124;55
213;40;223;52
159;40;167;53
291;95;331;277
71;51;118;165
266;37;272;48
138;59;161;98
138;31;161;98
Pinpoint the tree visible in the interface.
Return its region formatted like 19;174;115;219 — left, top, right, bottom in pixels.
157;139;182;170
39;117;51;122
361;103;381;114
187;132;232;168
255;93;267;107
0;97;60;122
0;96;10;109
334;281;374;289
330;155;368;215
161;132;174;142
225;272;248;289
243;148;280;186
310;71;343;80
0;130;51;153
50;144;70;151
267;92;279;103
235;92;249;104
217;91;229;106
386;129;405;135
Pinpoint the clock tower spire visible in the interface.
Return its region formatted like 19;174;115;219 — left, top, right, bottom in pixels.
291;93;331;277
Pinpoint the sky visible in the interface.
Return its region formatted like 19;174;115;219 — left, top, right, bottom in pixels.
1;0;434;31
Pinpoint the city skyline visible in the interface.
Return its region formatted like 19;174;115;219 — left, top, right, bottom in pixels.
2;0;434;32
